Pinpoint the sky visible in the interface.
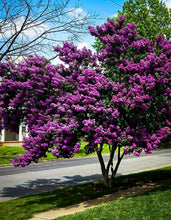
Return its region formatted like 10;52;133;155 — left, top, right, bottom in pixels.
71;0;171;51
0;0;125;62
81;0;124;21
51;0;126;64
0;0;170;62
76;0;125;50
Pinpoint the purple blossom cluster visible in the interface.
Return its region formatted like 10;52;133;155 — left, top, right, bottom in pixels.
0;16;170;167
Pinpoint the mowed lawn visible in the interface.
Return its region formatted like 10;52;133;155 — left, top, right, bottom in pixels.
57;185;171;220
0;142;116;165
1;141;170;165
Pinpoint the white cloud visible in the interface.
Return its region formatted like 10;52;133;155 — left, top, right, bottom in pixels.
163;0;171;8
112;13;118;18
9;55;26;64
68;7;87;23
69;7;84;16
0;17;49;39
52;56;65;65
77;42;88;49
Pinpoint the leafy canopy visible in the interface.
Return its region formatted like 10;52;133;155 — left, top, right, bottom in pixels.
118;0;171;40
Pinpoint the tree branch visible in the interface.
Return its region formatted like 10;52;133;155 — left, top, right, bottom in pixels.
0;0;31;61
0;0;97;61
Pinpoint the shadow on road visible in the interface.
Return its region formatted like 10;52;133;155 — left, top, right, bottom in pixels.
1;173;116;200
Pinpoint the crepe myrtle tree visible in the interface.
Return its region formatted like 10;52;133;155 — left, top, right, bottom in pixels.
0;15;170;187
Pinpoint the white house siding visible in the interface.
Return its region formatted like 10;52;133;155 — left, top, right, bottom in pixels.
0;123;28;146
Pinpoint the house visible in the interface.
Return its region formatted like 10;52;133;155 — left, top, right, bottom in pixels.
0;123;28;147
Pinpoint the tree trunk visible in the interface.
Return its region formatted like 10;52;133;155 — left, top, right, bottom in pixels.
96;145;108;185
111;147;125;186
96;144;125;187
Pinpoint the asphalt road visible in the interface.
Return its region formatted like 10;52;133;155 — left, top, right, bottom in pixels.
0;149;170;201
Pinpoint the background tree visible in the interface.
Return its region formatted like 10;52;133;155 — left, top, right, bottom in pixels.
118;0;171;40
94;0;171;53
0;0;96;62
0;16;170;187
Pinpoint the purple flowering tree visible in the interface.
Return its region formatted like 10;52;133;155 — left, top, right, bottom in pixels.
0;16;170;187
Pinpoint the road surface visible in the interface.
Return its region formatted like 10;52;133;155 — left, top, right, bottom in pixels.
0;149;170;201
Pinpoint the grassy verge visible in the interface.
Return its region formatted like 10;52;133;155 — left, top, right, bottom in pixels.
0;146;25;165
0;143;121;165
0;167;170;220
57;184;171;220
0;141;170;165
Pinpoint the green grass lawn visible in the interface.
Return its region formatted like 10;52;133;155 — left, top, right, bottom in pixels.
0;142;117;165
0;167;170;220
0;146;25;165
0;141;170;165
57;185;171;220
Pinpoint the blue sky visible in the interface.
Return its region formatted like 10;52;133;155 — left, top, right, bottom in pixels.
74;0;171;51
0;0;125;60
81;0;124;23
0;0;170;62
75;0;125;50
